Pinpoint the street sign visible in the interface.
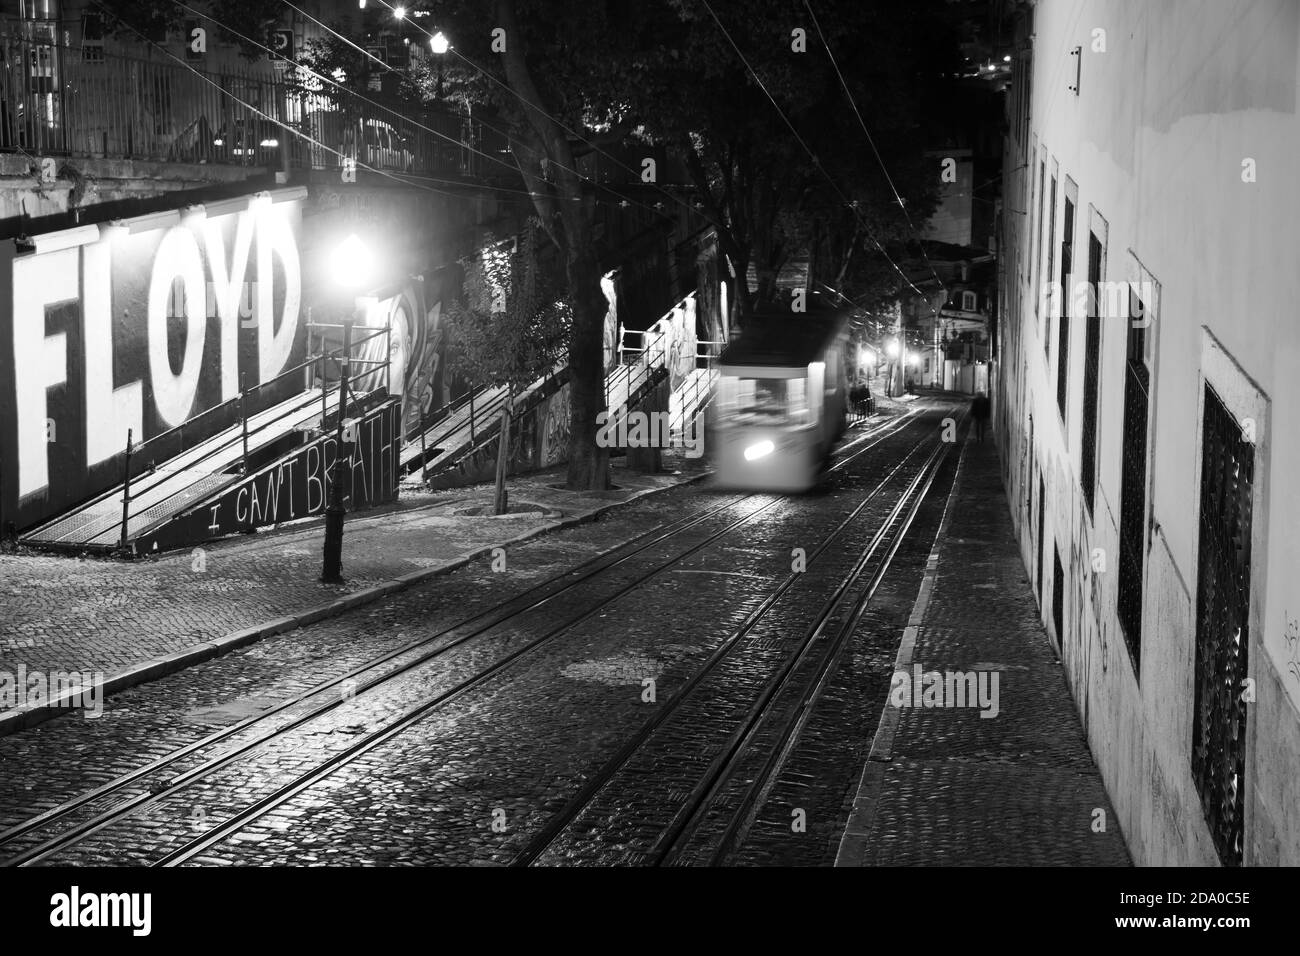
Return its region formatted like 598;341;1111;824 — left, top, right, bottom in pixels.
268;29;293;61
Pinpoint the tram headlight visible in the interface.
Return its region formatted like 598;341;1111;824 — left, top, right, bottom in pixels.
744;440;775;461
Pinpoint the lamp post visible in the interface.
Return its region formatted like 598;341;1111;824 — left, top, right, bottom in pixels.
322;319;352;583
885;337;901;398
321;234;373;584
430;31;449;99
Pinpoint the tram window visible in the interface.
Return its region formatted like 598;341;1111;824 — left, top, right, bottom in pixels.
724;376;809;425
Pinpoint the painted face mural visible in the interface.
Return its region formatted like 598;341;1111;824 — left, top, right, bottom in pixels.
354;279;448;439
0;189;306;533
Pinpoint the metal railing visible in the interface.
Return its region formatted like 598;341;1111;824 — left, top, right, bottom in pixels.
0;30;490;178
115;329;391;550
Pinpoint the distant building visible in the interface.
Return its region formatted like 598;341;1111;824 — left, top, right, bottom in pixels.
996;0;1300;865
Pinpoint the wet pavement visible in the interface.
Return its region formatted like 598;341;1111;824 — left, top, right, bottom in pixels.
0;456;710;730
0;396;1129;866
835;428;1131;866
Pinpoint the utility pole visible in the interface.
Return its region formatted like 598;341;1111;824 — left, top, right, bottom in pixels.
321;319;352;583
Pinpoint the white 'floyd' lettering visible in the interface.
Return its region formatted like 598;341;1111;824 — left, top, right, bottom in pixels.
84;230;144;471
13;249;72;499
204;211;255;402
257;205;301;383
8;193;302;503
148;225;208;427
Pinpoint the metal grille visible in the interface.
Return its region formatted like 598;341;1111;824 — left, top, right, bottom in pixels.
1036;472;1045;599
1056;198;1074;420
1117;297;1149;666
1034;160;1045;312
1080;233;1102;514
1044;174;1057;356
0;29;483;178
1192;384;1253;867
1052;546;1064;648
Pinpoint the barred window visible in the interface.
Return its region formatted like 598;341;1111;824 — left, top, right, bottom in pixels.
1080;232;1103;514
1056;196;1074;420
1192;385;1254;866
1116;288;1150;665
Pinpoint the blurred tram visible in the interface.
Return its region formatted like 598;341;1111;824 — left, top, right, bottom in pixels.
712;299;852;491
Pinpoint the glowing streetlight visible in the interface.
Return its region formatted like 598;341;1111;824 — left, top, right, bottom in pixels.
430;31;450;54
886;338;901;360
329;233;376;291
393;5;406;19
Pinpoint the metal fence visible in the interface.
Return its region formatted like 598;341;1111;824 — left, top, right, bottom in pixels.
0;31;488;179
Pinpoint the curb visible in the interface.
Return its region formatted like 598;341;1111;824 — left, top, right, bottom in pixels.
834;430;971;867
0;470;712;738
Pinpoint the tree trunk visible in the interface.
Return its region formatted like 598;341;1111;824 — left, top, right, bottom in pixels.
494;0;608;491
564;248;610;489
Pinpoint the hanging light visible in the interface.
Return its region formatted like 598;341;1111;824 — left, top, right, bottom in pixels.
430;31;449;54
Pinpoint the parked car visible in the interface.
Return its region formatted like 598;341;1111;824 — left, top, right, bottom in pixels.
361;118;414;172
211;117;283;166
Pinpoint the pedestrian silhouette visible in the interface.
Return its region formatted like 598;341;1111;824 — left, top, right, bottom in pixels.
971;391;991;442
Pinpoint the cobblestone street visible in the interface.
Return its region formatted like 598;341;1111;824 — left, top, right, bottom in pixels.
0;399;1128;867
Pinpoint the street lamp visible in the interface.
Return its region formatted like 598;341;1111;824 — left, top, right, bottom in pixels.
393;5;407;19
321;234;372;584
430;31;449;98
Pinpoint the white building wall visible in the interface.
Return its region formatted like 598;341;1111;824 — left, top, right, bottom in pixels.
998;0;1300;865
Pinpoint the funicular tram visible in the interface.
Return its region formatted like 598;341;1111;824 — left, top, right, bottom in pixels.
711;298;852;491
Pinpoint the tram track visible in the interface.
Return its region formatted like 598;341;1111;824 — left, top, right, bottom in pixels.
659;421;963;866
2;411;923;867
514;410;964;866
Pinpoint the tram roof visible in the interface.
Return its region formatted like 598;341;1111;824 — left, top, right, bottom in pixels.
719;305;850;370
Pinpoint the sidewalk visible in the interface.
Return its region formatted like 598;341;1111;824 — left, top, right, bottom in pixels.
0;458;706;734
837;431;1131;866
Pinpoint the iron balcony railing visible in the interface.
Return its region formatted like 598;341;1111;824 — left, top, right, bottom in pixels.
0;30;495;179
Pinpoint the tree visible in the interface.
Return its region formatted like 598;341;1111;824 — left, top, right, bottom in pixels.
95;0;284;58
444;223;571;514
626;0;956;324
400;0;665;491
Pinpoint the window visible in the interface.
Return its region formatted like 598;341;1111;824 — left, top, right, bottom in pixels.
1117;286;1151;666
722;376;809;427
1036;471;1045;599
961;290;977;312
1033;158;1045;304
81;12;104;62
1057;195;1074;421
1044;172;1057;355
1052;545;1065;649
1192;385;1254;867
1081;228;1104;514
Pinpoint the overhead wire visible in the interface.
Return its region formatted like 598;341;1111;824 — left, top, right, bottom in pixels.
802;0;945;316
361;0;705;222
695;0;936;310
89;0;517;204
171;0;689;216
281;0;693;223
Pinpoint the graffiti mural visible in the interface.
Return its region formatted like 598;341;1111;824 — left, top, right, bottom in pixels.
345;267;459;441
0;188;306;534
539;384;572;466
139;399;400;553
